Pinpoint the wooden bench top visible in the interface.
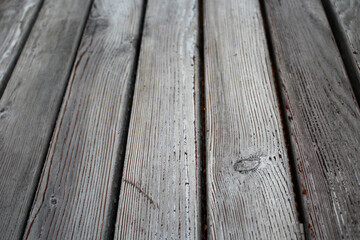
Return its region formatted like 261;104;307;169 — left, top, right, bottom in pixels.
0;0;359;239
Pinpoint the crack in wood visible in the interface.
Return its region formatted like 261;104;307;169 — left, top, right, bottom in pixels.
123;179;159;209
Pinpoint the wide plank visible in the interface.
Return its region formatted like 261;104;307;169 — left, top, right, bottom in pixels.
204;0;301;238
0;0;93;238
114;0;201;238
0;0;43;94
325;0;360;98
24;0;145;238
264;0;360;238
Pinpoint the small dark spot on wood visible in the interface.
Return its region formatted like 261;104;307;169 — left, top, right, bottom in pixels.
50;196;57;205
353;51;358;55
302;189;307;195
0;107;9;119
234;156;261;173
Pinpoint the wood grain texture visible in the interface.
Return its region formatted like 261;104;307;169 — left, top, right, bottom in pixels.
24;0;144;239
0;0;43;94
327;0;360;86
264;0;360;238
114;0;201;238
0;0;93;238
204;0;301;239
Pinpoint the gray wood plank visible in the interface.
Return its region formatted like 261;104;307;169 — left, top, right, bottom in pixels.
0;0;43;94
264;0;360;238
0;0;93;238
204;0;301;239
23;0;145;238
114;0;201;238
327;0;360;94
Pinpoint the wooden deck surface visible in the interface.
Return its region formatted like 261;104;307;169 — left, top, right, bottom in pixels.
0;0;359;239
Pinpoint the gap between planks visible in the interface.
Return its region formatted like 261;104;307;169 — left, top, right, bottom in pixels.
20;1;96;237
105;0;149;238
0;0;45;97
0;0;94;238
197;0;208;238
259;0;307;229
320;0;360;106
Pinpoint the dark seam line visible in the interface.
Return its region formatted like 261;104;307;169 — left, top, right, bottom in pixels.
320;0;360;107
20;0;95;239
198;0;207;239
105;0;148;239
0;0;46;98
258;0;308;239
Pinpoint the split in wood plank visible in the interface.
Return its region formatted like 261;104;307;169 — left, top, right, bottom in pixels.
24;0;145;239
114;0;202;239
0;0;93;238
204;0;301;238
263;0;360;238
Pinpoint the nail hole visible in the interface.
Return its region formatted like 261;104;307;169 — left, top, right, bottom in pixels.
50;196;57;205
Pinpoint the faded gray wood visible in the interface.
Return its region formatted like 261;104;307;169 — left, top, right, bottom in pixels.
23;0;145;239
0;0;93;238
327;0;360;96
204;0;301;239
0;0;43;94
264;0;360;238
114;0;201;239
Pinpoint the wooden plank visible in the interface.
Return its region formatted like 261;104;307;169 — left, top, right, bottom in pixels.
263;0;360;238
0;0;43;94
0;0;93;238
204;0;301;239
326;0;360;93
23;0;145;238
114;0;201;238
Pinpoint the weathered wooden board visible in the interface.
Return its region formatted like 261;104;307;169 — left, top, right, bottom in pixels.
114;0;201;239
24;0;145;239
326;0;360;96
0;0;43;94
204;0;301;238
0;0;93;238
264;0;360;238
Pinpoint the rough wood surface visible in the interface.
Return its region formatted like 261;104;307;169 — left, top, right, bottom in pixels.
0;0;43;94
327;0;360;89
114;0;201;238
264;0;360;238
24;0;144;239
0;0;93;238
204;0;301;239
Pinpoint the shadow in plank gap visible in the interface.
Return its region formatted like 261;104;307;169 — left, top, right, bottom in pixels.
114;0;202;239
0;0;44;97
0;0;93;239
320;0;360;105
23;0;145;239
204;0;301;239
263;0;360;238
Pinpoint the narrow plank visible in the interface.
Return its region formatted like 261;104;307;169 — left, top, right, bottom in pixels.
24;0;145;238
0;0;43;94
114;0;201;238
264;0;360;238
0;0;93;238
204;0;301;239
326;0;360;91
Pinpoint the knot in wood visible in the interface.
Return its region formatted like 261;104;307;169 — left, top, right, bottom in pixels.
233;157;260;173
